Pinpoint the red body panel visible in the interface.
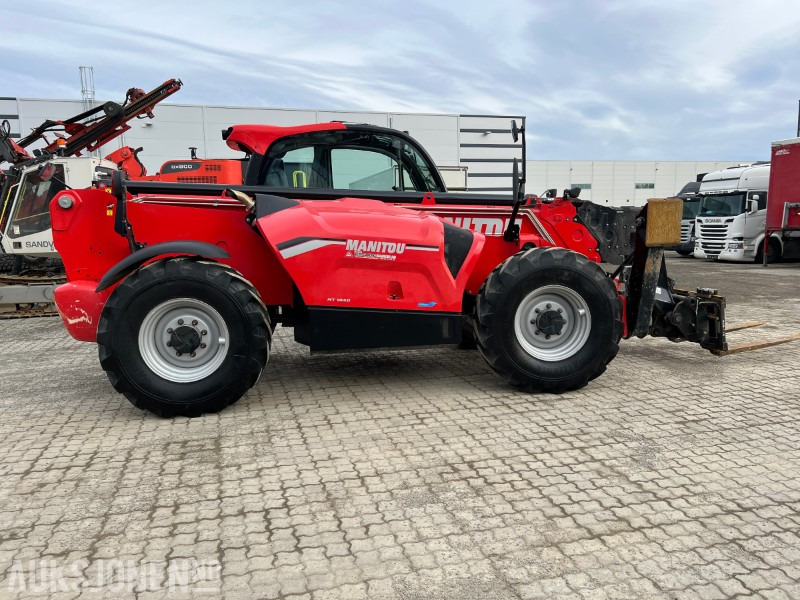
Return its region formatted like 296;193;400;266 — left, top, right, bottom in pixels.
256;198;484;312
767;139;800;232
406;199;601;294
54;281;110;342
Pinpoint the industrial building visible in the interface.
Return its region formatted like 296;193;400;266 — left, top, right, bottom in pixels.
1;96;748;205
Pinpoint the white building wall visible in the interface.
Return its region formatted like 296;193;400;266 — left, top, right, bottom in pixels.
526;160;749;207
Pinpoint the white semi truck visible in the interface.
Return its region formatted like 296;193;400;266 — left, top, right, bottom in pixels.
693;163;779;262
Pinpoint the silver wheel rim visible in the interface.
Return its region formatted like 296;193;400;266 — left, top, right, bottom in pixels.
513;284;592;362
138;298;229;383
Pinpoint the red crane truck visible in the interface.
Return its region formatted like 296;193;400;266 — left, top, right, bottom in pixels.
48;121;728;417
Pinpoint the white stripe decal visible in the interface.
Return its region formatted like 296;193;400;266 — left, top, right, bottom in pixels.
280;239;345;259
280;239;438;259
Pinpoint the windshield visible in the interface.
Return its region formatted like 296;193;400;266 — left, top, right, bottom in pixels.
682;199;700;220
698;193;745;217
7;165;65;238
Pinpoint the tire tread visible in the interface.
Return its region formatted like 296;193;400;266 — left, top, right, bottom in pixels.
97;258;270;417
474;247;622;394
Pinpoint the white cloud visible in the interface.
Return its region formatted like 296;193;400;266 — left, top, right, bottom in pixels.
1;0;798;159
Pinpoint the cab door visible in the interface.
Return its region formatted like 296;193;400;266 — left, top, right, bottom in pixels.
743;190;768;242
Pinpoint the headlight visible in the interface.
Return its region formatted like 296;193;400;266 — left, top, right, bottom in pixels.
727;242;743;250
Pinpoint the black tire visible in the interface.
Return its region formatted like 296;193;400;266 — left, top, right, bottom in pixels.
474;247;623;393
0;253;15;274
755;238;781;264
97;258;270;417
676;249;693;256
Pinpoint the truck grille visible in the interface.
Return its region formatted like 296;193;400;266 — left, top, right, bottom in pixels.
698;221;729;257
681;222;693;244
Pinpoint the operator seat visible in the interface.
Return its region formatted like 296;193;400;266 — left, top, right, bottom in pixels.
265;159;289;187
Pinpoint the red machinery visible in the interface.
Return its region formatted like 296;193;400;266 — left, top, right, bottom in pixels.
49;121;727;417
1;79;182;168
0;79;183;246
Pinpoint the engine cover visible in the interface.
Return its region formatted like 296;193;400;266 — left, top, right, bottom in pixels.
255;197;484;314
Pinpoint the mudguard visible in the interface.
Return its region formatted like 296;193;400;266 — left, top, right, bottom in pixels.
95;240;229;292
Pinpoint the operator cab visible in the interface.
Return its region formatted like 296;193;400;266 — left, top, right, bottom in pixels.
231;125;447;193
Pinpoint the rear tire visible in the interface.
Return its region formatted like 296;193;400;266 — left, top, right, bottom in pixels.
474;247;623;393
97;258;270;417
755;238;781;264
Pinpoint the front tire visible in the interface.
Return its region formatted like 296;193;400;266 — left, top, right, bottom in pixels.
474;248;623;393
97;258;270;417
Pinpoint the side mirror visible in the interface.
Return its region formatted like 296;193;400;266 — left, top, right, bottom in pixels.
38;163;57;182
511;120;519;143
748;198;758;214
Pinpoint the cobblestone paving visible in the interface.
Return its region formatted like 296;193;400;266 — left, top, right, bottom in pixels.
1;258;799;599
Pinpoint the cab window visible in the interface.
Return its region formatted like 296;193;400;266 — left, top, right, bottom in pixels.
8;165;66;238
259;129;443;192
331;148;398;191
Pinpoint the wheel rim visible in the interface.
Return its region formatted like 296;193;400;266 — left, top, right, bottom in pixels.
513;284;592;362
138;298;229;383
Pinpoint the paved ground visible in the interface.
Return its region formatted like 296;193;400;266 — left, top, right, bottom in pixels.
1;255;799;599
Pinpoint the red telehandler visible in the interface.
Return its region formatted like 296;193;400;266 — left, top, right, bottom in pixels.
49;120;729;417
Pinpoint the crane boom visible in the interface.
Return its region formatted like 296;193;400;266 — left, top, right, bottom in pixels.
0;78;182;166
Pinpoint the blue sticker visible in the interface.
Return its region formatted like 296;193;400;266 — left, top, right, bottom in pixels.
417;302;437;308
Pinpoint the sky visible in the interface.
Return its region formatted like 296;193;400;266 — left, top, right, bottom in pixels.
1;0;799;161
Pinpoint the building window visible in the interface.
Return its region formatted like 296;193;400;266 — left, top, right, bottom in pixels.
570;183;591;190
635;183;655;189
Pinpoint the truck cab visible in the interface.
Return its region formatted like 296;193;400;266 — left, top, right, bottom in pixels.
693;164;770;262
671;181;700;256
1;156;116;258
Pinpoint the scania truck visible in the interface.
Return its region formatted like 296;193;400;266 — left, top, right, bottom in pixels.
693;163;777;262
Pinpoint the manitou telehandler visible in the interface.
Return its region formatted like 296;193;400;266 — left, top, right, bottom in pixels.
49;119;732;417
0;101;610;317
